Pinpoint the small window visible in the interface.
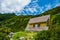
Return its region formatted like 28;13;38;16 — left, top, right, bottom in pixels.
33;24;35;27
35;24;38;28
33;24;40;28
38;24;40;27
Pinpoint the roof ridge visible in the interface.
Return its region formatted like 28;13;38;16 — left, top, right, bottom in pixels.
31;15;50;19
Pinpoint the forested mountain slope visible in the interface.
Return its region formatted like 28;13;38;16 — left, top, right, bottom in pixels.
0;6;60;40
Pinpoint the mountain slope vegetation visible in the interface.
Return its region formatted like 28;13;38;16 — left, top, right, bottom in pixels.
0;13;15;22
0;6;60;40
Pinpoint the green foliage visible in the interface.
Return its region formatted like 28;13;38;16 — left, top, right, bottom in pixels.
1;16;31;32
52;13;60;25
0;32;9;40
0;13;15;22
0;27;11;40
11;31;36;40
35;29;60;40
35;30;51;40
0;6;60;40
12;31;27;40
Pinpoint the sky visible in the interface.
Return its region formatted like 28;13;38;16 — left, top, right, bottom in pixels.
0;0;60;15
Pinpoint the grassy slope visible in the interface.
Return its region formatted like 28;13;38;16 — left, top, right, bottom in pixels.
1;15;33;32
0;6;60;40
0;6;60;32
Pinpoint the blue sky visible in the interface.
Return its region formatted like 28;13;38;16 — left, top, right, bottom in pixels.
38;0;57;6
0;0;60;15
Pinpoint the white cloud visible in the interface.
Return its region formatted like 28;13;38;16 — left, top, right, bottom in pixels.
45;4;52;11
32;0;38;3
55;3;60;7
28;8;37;13
54;0;60;7
39;4;52;13
53;0;60;7
1;0;31;13
39;7;44;13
